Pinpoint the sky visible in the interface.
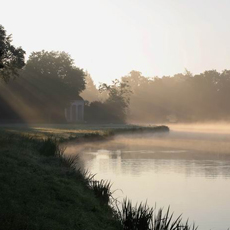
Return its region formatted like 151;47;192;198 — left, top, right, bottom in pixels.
1;0;230;85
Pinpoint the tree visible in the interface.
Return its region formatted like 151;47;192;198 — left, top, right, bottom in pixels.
25;50;85;95
20;51;86;122
24;51;86;103
99;79;132;122
0;25;25;82
80;72;100;102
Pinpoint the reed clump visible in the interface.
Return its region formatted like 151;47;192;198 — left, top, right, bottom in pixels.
118;199;154;230
116;200;197;230
88;179;113;205
37;136;62;156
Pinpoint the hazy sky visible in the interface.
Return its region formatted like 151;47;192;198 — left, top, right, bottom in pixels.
1;0;230;84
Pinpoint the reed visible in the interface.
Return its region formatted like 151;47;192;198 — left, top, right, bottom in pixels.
117;199;154;230
153;208;197;230
88;179;113;205
116;200;197;230
37;136;61;156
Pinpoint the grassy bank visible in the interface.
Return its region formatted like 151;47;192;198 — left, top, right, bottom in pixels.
0;133;121;230
0;124;169;141
2;124;198;230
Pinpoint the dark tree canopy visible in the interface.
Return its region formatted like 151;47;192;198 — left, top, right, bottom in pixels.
25;50;86;96
17;50;86;122
23;51;86;109
98;79;132;122
0;25;25;82
0;50;86;123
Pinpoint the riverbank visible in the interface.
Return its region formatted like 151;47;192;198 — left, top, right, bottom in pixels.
0;123;169;141
0;124;169;230
0;133;122;230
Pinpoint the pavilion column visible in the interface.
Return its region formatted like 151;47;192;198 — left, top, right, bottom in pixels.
70;104;72;122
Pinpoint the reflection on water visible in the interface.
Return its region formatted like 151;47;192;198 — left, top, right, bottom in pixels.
85;149;230;178
65;131;230;230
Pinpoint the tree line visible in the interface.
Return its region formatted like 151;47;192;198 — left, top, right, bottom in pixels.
0;25;128;123
82;69;230;123
2;23;230;124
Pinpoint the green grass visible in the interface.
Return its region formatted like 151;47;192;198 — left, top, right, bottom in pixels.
0;133;121;230
88;179;113;206
0;123;169;142
0;124;172;230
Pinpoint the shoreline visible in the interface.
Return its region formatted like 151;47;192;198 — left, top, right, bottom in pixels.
0;124;171;230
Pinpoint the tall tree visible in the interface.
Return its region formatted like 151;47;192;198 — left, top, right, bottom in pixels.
25;51;85;96
80;73;100;102
19;51;86;122
99;79;132;122
0;25;25;82
24;50;85;103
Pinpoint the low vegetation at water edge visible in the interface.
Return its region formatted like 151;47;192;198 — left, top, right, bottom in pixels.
0;133;121;230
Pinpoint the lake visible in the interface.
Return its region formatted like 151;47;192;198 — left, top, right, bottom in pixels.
66;126;230;230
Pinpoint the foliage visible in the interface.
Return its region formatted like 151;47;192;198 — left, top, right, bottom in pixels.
121;69;230;122
81;68;230;122
84;79;132;123
81;72;100;102
88;180;113;205
99;79;132;109
117;200;197;230
153;208;197;230
118;199;154;230
25;50;86;96
0;25;25;82
37;136;65;156
85;101;126;123
0;50;86;123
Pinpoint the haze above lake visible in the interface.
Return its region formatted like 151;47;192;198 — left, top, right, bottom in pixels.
66;124;230;230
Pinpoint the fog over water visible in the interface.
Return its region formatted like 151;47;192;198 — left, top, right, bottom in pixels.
65;124;230;230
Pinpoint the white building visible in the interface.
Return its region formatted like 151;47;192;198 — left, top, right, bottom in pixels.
65;99;84;122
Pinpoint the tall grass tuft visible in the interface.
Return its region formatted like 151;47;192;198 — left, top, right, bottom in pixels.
88;179;113;205
153;208;197;230
59;154;79;170
118;199;154;230
117;200;197;230
38;137;63;156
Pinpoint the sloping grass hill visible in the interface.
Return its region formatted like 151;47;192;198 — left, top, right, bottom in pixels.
0;133;121;230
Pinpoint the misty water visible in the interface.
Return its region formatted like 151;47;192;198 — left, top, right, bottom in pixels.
66;126;230;230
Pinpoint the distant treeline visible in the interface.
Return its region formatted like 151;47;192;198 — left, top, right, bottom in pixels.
0;50;130;124
0;51;130;124
82;70;230;123
0;24;131;123
2;24;230;124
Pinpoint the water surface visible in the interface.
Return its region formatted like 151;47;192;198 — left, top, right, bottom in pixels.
66;129;230;230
